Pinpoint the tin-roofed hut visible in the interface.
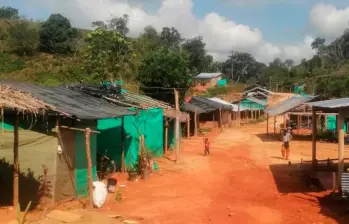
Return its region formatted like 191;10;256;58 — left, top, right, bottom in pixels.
0;81;134;207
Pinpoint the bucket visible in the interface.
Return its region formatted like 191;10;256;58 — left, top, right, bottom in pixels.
107;178;117;193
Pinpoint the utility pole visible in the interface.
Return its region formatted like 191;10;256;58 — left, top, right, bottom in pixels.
231;56;234;81
174;88;180;162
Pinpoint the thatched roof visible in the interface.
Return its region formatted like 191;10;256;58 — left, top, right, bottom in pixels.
0;84;52;113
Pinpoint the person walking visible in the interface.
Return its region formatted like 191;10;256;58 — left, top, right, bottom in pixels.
281;129;292;160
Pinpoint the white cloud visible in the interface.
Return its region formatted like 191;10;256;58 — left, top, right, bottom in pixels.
310;3;349;40
27;0;315;64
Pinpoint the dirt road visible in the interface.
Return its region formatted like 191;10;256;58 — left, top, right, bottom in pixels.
101;123;349;224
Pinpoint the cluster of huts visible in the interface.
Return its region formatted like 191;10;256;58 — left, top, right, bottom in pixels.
265;93;349;193
0;81;273;207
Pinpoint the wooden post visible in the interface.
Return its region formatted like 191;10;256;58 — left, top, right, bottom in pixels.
85;128;93;208
267;114;269;135
121;117;125;172
165;119;168;154
297;115;300;134
338;109;345;192
308;115;310;129
238;103;241;127
174;89;180;162
273;116;276;134
283;114;286;128
13;114;19;209
187;117;190;139
212;112;215;128
312;109;317;170
219;108;222;129
52;117;60;203
194;109;198;136
1;108;4;133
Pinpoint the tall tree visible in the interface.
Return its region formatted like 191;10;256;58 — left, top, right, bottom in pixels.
182;36;207;73
0;27;8;53
136;46;190;105
7;22;39;56
107;14;129;36
160;27;182;48
40;14;78;54
84;29;134;81
0;6;20;19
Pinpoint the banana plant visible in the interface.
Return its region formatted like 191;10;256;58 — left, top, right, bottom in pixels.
17;201;32;224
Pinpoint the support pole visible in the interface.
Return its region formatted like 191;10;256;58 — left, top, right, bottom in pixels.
165;119;168;154
312;109;317;171
238;103;241;127
297;115;300;134
194;109;198;136
85;128;93;208
274;116;276;134
338;109;345;192
219;108;222;130
267;114;269;135
187;117;190;139
174;89;180;162
121;117;125;172
13;114;19;209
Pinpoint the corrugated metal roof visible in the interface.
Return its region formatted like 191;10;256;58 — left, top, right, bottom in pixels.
243;87;274;95
183;102;206;114
193;73;222;79
190;96;231;112
0;81;135;120
308;98;349;109
208;97;242;112
245;96;267;106
266;95;317;116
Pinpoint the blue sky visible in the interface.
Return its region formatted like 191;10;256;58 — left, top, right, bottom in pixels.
1;0;349;63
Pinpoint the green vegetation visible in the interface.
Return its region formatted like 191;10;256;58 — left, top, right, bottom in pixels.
0;5;349;101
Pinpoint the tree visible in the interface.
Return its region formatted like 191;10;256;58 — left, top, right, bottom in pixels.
108;14;129;36
136;46;190;105
0;6;20;19
311;37;325;51
222;51;261;83
40;14;78;54
84;29;134;81
0;27;8;53
91;21;108;30
182;36;207;73
8;22;39;56
160;27;182;48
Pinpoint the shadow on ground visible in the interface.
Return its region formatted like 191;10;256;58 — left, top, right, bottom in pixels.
0;159;40;210
270;162;349;223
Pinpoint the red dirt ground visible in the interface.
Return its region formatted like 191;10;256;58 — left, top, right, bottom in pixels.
96;122;349;224
3;114;349;223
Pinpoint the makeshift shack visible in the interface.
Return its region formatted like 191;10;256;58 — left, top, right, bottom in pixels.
233;96;266;121
183;102;206;136
68;84;189;169
0;81;134;206
190;96;232;130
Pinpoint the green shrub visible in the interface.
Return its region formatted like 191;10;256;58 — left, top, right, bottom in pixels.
0;53;25;73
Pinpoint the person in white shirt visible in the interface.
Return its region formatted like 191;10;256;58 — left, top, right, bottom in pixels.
281;129;292;160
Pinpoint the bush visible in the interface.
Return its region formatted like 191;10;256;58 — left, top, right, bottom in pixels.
0;53;25;73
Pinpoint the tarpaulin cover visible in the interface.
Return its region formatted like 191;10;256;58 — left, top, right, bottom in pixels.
217;79;227;86
97;109;165;170
123;108;164;169
167;120;182;150
97;118;123;170
327;115;347;132
240;99;265;111
75;126;98;197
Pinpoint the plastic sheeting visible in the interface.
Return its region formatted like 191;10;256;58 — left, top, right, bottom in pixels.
75;125;98;197
97;108;165;170
327;115;347;132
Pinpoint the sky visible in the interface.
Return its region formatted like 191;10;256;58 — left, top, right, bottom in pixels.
2;0;349;64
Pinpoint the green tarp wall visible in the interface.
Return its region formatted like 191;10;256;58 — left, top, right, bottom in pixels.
240;99;265;110
327;115;347;132
74;128;98;197
167;120;182;150
217;79;227;86
97;108;165;170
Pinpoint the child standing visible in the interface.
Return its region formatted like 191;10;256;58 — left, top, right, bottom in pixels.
204;138;210;156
